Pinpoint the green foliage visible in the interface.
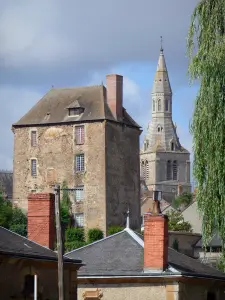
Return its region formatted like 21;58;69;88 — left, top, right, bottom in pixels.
166;210;193;232
65;241;86;252
172;238;179;251
172;193;193;210
108;225;124;235
88;228;104;243
0;192;27;236
187;0;225;248
10;224;27;237
65;227;85;243
60;180;72;227
216;253;225;273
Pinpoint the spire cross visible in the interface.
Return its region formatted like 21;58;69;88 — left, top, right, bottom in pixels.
160;36;163;52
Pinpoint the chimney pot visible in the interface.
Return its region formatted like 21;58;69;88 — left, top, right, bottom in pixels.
106;74;123;121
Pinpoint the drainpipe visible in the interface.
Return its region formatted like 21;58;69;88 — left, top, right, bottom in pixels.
34;273;38;300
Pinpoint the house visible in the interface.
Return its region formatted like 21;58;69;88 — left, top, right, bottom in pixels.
140;48;191;205
12;74;141;234
0;170;13;200
182;201;202;234
66;209;225;300
0;191;82;299
0;226;82;299
194;234;223;268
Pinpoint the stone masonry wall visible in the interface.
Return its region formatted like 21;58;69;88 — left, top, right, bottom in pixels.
105;122;141;230
13;122;106;233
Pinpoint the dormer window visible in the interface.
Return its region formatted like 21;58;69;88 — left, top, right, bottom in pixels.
68;107;84;116
171;141;175;151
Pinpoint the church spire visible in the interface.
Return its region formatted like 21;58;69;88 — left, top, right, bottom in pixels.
152;42;172;95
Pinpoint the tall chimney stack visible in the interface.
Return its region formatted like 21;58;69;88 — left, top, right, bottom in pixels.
28;193;55;250
106;74;123;121
144;211;168;272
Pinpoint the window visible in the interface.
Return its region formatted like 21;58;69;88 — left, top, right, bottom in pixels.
173;160;178;180
153;100;155;111
31;159;37;177
31;131;37;147
74;186;84;202
74;213;84;227
171;141;175;151
165;99;169;111
167;160;172;180
68;107;84;116
75;154;85;172
146;161;149;180
75;125;84;144
157;126;163;133
158;99;161;111
141;161;146;179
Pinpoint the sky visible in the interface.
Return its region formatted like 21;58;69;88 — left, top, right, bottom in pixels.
0;0;199;172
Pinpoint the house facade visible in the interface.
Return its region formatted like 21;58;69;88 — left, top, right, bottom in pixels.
140;48;191;206
12;74;141;234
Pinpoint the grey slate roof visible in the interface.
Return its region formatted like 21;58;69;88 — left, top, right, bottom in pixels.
0;171;13;200
13;85;140;128
195;234;222;248
65;228;225;280
0;226;81;264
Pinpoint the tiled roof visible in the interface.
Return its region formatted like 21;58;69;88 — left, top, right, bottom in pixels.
195;233;222;248
0;226;81;264
65;228;225;280
13;85;139;128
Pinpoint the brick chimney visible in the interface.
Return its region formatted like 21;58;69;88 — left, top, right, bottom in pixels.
28;193;55;250
144;212;168;271
106;74;123;121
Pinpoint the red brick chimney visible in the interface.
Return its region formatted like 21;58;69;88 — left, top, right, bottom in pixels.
144;212;168;271
28;193;55;250
106;74;123;121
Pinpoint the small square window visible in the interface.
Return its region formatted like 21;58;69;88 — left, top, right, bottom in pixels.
74;213;84;227
75;154;84;172
31;131;37;147
74;186;84;202
75;125;85;145
31;159;37;177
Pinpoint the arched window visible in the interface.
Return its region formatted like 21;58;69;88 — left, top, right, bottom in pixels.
173;160;178;180
146;161;149;180
153;100;155;111
167;160;172;180
165;99;169;111
171;141;175;151
157;125;163;133
158;99;161;111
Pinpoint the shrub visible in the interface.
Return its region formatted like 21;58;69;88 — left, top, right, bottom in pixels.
172;238;179;251
88;228;104;243
10;207;27;226
65;241;86;252
65;227;85;243
108;225;124;235
10;224;27;237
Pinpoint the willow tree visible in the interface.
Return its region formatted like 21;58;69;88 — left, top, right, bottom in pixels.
187;0;225;248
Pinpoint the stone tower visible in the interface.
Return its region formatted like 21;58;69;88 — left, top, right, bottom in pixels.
140;47;191;204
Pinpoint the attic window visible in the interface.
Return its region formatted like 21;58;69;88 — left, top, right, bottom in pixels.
68;107;84;116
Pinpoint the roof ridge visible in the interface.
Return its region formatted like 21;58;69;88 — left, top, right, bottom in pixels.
52;85;102;91
124;228;144;247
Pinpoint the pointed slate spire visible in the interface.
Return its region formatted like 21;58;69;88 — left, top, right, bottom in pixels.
152;41;172;95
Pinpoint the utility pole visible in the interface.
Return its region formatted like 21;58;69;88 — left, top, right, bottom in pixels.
54;184;64;300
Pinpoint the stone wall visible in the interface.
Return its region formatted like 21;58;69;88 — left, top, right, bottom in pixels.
105;122;141;230
13;120;140;234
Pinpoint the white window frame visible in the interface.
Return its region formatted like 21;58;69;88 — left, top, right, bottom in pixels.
74;185;84;202
75;125;85;145
75;153;85;172
31;130;37;147
74;213;84;227
31;159;37;177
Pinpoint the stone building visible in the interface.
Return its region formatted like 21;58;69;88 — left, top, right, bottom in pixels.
140;48;191;205
12;74;141;234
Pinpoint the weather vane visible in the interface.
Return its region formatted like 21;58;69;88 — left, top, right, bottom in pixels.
160;36;163;52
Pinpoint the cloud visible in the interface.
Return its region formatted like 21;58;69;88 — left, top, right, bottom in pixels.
0;0;198;86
